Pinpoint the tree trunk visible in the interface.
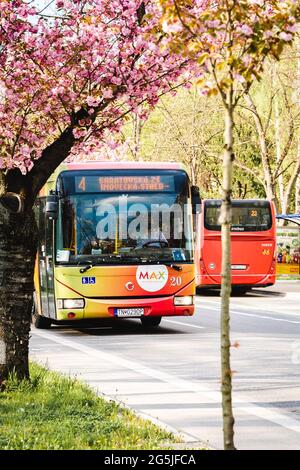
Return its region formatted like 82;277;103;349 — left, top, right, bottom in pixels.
280;139;300;217
294;38;300;215
0;206;38;385
220;90;236;450
190;155;197;185
0;92;117;385
132;112;142;161
296;174;300;214
0;172;6;198
0;129;75;386
244;93;278;209
274;93;285;211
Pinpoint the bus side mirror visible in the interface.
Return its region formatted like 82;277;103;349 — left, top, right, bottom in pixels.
191;186;201;214
45;194;58;220
0;192;24;214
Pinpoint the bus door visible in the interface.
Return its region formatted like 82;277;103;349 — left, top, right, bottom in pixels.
38;199;55;318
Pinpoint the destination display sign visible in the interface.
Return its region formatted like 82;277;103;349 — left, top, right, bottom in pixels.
74;175;175;193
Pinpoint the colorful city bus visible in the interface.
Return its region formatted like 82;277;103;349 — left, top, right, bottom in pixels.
33;161;200;328
196;199;276;292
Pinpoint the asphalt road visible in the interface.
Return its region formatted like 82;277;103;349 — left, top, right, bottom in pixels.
30;281;300;450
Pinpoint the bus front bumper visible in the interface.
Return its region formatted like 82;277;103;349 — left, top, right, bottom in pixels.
56;295;194;321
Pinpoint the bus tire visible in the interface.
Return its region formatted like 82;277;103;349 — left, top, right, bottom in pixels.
32;302;52;329
231;287;247;296
140;316;162;328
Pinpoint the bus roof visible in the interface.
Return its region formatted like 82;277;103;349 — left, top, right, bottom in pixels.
40;161;188;196
65;161;185;171
203;199;271;204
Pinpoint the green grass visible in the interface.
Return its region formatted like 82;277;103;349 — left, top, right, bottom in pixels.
277;275;300;280
0;363;177;450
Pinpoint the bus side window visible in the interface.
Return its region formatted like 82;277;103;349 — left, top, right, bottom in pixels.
38;198;46;257
62;200;75;252
46;216;53;258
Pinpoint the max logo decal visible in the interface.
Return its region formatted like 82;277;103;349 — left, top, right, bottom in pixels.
136;265;168;292
138;271;166;280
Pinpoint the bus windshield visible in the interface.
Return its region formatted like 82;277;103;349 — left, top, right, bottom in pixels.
204;200;272;232
55;169;193;265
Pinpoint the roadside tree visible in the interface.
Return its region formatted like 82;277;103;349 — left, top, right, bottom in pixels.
158;0;300;450
0;0;187;384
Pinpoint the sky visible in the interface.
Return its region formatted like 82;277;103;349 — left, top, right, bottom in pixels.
32;0;57;15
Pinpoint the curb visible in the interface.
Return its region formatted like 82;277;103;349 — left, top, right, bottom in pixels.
92;386;213;450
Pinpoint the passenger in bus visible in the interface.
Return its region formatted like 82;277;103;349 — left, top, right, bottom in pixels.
136;230;169;248
81;236;115;254
81;236;101;254
78;209;99;254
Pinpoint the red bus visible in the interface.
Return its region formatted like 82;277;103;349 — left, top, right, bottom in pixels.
196;199;276;293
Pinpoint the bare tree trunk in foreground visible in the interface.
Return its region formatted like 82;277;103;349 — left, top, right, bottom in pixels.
220;87;236;450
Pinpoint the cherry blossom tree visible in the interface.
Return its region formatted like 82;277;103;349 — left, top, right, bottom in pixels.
0;0;187;384
158;0;300;450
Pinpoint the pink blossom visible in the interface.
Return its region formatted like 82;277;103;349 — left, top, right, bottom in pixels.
102;89;114;99
86;96;101;107
73;128;87;139
0;0;298;175
287;23;298;33
279;31;293;41
239;25;253;36
162;20;183;34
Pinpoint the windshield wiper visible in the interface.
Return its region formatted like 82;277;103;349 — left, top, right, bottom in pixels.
77;256;111;272
79;261;97;273
170;264;183;271
78;254;142;272
77;254;185;273
123;254;184;269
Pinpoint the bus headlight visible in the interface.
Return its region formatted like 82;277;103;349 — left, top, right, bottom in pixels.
174;296;194;306
57;299;85;309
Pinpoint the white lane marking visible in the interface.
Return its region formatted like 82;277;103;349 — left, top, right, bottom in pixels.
196;296;300;313
32;329;300;435
197;303;300;324
195;298;300;323
230;311;300;324
280;292;300;298
164;319;204;329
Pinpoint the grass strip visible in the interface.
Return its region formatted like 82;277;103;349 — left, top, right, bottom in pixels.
0;363;178;450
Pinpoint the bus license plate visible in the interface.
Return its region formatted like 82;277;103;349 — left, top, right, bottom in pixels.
231;264;247;270
114;308;144;317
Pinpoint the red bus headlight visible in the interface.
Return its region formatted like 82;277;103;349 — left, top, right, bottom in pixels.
174;296;194;306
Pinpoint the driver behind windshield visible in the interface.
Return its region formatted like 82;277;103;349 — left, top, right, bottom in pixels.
136;230;168;248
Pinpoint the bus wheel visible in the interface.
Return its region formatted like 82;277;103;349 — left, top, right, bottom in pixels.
231;287;247;296
32;303;52;329
141;316;162;328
